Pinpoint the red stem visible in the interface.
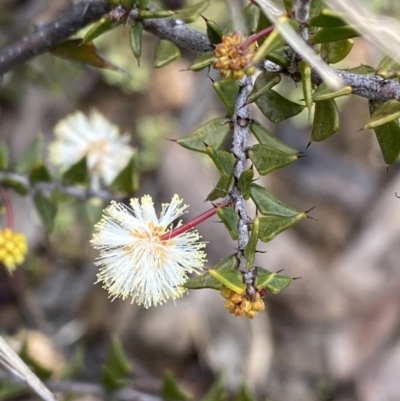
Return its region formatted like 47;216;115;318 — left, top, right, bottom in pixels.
160;206;218;241
240;26;275;51
1;187;14;229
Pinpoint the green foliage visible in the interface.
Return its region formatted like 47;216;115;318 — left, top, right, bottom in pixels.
101;336;132;391
62;157;88;185
110;154;139;193
33;192;58;233
311;99;340;141
0;142;9;170
153;40;181;68
162;371;192;401
216;207;239;240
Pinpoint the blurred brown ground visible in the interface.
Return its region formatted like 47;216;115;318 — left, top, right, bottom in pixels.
1;1;400;401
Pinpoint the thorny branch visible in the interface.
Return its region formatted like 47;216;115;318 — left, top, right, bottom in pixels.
0;172;117;202
229;76;256;300
0;1;111;77
0;1;399;101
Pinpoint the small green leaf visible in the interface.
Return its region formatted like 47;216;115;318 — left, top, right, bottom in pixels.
234;383;257;401
238;168;254;200
216;207;239;240
265;48;290;68
162;371;192;401
376;56;400;79
33;192;57;233
258;213;305;242
138;10;175;18
343;64;375;75
121;0;135;9
309;9;347;27
206;174;232;201
365;99;400;129
110;154;138;193
1;177;28;195
174;0;209;23
62;345;85;380
203;16;223;45
205;147;236;178
313;82;352;101
369;101;400;164
177;117;230;153
321;39;354;64
253;25;285;64
250;183;299;217
15;136;43;174
51;39;122;71
202;373;227;401
129;23;143;66
83;17;114;44
153;40;181;68
249;144;298;175
29;164;52;184
0;142;9;170
244;217;259;269
183;255;238;290
311;99;339;141
243;3;260;34
299;60;313;111
311;26;360;44
250;121;298;155
101;336;132;391
255;90;305;124
189;51;214;71
138;0;149;7
213;79;240;116
62;157;88;185
209;269;245;294
246;71;281;104
256;268;292;294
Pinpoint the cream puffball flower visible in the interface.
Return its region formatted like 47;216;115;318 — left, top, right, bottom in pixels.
49;109;134;190
91;195;207;308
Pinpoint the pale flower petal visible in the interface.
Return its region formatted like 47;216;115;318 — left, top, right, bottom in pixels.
49;109;134;190
91;195;207;308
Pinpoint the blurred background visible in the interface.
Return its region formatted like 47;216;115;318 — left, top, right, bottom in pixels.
2;0;400;400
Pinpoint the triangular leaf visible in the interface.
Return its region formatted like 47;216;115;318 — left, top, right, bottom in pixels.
249;144;298;175
110;154;138;193
255;89;305;124
321;39;354;64
203;16;223;45
129;23;144;65
162;371;192;401
365;99;400;129
250;121;298;155
244;217;259;269
33;192;58;233
83;17;114;44
311;26;360;44
256;268;292;294
15;136;43;174
62;157;88;185
250;184;299;217
189;51;214;71
153;40;181;68
29;164;52;184
206;174;232;201
177;118;230;153
376;56;400;79
174;0;209;23
206;147;236;178
309;9;347;27
311;99;339;142
209;269;245;294
237;168;254;200
313;82;352;101
258;213;305;242
51;39;123;71
217;207;239;240
246;71;281;104
0;142;9;170
213;79;240;116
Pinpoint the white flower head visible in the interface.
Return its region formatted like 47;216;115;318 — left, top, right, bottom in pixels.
91;194;207;308
49;109;134;190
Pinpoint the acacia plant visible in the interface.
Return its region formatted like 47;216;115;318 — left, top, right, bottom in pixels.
1;0;400;400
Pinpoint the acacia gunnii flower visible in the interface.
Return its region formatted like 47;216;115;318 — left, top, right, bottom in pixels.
91;195;206;308
0;229;28;273
49;109;134;190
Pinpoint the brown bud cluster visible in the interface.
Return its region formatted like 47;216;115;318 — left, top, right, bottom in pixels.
213;33;256;80
220;287;265;319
